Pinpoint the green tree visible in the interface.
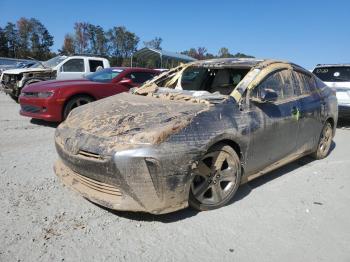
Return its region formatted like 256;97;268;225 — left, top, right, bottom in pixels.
232;52;254;58
143;37;162;50
74;22;89;54
181;47;207;60
87;24;107;55
0;27;9;57
4;22;18;58
59;34;76;55
218;47;232;58
107;26;139;66
16;17;33;58
28;18;54;60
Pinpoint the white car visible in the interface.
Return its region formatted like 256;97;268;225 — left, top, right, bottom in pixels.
0;55;110;101
312;64;350;118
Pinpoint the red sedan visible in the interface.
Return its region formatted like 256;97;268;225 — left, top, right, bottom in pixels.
19;67;159;122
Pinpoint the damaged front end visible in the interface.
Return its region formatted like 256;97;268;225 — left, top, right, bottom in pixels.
1;69;56;99
54;93;211;214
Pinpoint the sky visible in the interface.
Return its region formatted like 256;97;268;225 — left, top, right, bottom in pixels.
0;0;349;69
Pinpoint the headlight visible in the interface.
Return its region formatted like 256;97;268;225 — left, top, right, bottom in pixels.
37;91;54;98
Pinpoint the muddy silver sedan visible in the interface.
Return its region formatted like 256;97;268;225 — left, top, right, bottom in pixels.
54;58;338;214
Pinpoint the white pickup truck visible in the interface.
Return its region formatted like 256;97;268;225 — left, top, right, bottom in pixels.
312;64;350;119
0;55;110;101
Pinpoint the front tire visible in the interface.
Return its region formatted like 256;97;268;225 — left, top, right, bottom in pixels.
9;94;19;103
189;144;241;211
63;95;93;120
311;121;333;159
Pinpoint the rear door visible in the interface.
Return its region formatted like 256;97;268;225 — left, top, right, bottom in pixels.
292;71;323;152
246;69;299;174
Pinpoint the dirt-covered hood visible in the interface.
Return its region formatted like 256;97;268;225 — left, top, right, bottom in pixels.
58;92;210;147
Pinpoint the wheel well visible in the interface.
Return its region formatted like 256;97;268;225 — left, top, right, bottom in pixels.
62;93;95;117
210;139;242;159
326;117;334;129
24;78;42;86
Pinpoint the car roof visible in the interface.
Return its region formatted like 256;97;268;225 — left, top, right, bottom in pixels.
71;56;107;60
188;58;310;75
315;63;350;68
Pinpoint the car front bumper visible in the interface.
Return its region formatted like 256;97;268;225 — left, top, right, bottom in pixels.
54;140;197;214
19;95;63;122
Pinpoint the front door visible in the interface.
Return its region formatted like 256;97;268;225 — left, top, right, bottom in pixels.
57;58;86;80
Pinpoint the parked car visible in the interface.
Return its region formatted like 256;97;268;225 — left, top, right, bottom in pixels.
313;64;350;118
0;60;36;82
1;55;110;101
19;67;159;122
54;58;338;214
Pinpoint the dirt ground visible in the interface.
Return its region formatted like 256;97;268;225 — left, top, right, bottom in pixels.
1;92;350;262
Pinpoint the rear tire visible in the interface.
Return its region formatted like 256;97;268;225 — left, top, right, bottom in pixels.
63;95;93;120
311;121;333;159
189;143;241;211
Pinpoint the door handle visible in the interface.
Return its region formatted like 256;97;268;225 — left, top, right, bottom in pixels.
291;107;300;120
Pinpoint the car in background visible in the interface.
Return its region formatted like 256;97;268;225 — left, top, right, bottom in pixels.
313;64;350;118
19;67;159;122
54;58;338;214
0;60;36;83
1;55;110;101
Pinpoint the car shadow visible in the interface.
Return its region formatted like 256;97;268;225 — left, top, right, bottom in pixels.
30;118;59;128
92;202;199;223
95;142;336;223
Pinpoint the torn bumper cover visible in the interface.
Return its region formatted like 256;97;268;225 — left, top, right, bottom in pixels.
54;140;196;214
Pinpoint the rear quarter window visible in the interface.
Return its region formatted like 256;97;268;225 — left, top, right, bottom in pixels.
292;71;317;95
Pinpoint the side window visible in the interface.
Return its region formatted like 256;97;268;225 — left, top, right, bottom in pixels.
89;60;104;72
181;67;208;91
128;72;155;84
62;59;85;72
293;71;316;95
252;71;284;100
278;70;294;99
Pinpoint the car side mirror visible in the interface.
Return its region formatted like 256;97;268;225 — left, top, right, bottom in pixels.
118;78;133;86
260;88;278;102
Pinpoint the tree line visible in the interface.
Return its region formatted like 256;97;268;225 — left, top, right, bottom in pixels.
0;17;254;67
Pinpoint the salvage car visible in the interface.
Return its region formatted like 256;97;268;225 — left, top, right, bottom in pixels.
313;64;350;118
19;67;159;122
54;58;338;214
1;55;110;101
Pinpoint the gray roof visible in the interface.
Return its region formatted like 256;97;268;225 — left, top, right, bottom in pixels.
132;47;197;62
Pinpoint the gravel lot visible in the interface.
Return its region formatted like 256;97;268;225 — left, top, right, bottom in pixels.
1;92;350;262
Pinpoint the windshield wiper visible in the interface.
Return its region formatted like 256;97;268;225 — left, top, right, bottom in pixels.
27;56;47;69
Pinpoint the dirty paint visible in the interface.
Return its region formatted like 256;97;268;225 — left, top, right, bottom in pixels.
54;58;338;214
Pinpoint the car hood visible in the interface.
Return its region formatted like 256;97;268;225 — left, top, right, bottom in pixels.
57;93;210;151
324;81;350;89
23;79;94;92
2;67;52;75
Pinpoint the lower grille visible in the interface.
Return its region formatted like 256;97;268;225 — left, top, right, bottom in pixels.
21;105;41;113
70;170;122;197
78;150;102;160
